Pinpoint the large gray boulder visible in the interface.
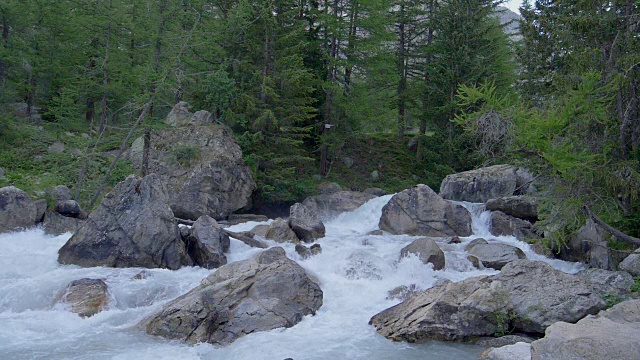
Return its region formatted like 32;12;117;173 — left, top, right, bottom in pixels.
490;211;539;241
129;107;255;221
379;185;472;237
57;174;192;269
183;215;229;269
400;238;446;270
369;260;604;342
0;186;37;233
577;268;634;298
439;165;534;203
556;219;617;270
619;249;640;276
55;278;109;318
531;300;640;360
265;218;300;243
141;247;323;345
302;191;376;219
43;211;86;236
466;242;526;270
289;203;325;242
486;196;537;220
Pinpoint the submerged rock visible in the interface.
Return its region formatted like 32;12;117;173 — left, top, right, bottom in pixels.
57;174;192;269
379;185;472;237
184;215;230;269
399;238;446;270
0;186;37;233
265;218;300;243
295;243;322;259
369;260;604;342
466;242;526;270
141;247;323;345
289;203;325;242
56;278;109;317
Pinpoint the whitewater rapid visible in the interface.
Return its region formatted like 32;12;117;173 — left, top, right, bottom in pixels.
0;195;584;359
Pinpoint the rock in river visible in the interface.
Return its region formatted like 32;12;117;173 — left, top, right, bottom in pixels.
141;247;323;345
379;185;472;237
57;174;192;269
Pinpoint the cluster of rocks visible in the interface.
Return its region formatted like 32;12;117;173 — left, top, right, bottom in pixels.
481;299;640;360
0;184;87;236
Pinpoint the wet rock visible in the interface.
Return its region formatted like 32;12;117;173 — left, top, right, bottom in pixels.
387;284;420;301
486;196;537;220
141;247;323;345
266;218;300;243
289;203;325;242
480;342;531;360
317;182;342;194
43;211;86;236
466;242;526;270
464;238;488;250
58;174;192;269
467;255;482;269
54;200;83;218
56;278;109;318
379;185;472;237
132;270;152;280
295;243;321;259
619;249;640;276
400;238;445;270
577;268;634;298
370;260;604;341
531;300;640;360
250;224;270;238
439;164;531;203
447;236;461;244
129;108;255;220
364;188;387;197
367;230;384;236
345;251;391;280
302;191;376;220
226;214;269;225
490;211;539;241
185;215;229;269
0;186;37;233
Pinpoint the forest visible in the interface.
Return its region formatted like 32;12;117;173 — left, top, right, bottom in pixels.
1;0;639;245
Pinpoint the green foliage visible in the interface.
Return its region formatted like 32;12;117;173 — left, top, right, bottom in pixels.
604;292;624;309
631;278;640;293
173;145;199;167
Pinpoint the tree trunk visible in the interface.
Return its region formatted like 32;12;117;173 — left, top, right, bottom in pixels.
417;3;435;161
396;4;406;138
99;0;113;133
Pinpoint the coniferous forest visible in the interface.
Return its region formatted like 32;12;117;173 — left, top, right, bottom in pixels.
1;0;639;245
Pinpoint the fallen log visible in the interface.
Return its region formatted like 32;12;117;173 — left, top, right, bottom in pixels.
582;205;640;247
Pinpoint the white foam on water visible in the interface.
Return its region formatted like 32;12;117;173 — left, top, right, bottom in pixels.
0;196;585;359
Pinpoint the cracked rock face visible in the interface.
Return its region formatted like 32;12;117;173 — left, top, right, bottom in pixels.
57;174;192;269
140;247;323;345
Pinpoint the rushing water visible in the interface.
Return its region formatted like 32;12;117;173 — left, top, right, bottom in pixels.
0;195;585;360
